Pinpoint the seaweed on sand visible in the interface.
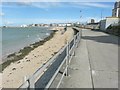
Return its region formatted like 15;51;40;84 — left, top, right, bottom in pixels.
1;30;57;71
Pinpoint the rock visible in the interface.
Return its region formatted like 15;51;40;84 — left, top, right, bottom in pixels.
26;60;30;62
25;57;28;59
17;61;20;64
6;80;9;82
12;68;16;70
54;52;57;54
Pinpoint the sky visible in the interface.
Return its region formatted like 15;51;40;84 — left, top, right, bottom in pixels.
0;1;115;26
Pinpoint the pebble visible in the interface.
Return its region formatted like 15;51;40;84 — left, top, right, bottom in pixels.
12;68;16;70
17;61;20;64
26;60;30;62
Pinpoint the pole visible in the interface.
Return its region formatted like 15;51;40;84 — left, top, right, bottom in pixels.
66;41;69;76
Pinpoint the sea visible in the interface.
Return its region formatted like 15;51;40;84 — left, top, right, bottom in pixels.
0;27;53;63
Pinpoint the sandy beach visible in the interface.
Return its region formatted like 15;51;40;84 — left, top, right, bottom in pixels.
1;27;74;88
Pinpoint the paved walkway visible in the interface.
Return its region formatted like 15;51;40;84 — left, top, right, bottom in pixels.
60;29;118;88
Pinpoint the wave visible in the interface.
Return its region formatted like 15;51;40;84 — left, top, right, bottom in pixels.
46;33;50;36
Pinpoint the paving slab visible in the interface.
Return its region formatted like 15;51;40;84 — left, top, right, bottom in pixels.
82;29;118;88
59;39;93;88
51;29;118;89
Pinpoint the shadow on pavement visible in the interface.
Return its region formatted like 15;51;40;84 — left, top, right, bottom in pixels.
82;35;119;45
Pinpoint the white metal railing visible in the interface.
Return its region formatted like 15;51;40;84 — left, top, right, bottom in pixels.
19;28;82;90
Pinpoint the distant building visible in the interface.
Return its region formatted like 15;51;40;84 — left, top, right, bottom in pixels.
50;23;58;27
91;19;95;23
100;1;120;31
66;23;72;26
112;1;120;17
85;22;99;29
85;19;99;29
58;23;66;27
76;22;80;25
100;17;120;31
29;24;35;27
21;24;27;27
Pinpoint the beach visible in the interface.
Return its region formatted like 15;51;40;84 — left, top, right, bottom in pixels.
2;27;52;64
1;27;74;88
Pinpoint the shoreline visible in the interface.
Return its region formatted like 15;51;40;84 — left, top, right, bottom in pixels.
1;26;52;63
2;27;74;88
1;30;57;71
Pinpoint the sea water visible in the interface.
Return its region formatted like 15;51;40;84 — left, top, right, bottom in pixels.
1;27;53;62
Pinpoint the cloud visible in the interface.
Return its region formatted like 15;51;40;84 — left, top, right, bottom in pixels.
30;2;61;9
0;12;5;16
80;2;112;8
2;0;115;2
2;2;62;9
20;2;112;9
2;2;113;9
71;2;112;9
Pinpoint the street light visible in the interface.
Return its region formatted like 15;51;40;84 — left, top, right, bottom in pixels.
80;10;82;28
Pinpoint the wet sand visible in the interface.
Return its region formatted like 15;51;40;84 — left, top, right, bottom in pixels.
1;27;74;88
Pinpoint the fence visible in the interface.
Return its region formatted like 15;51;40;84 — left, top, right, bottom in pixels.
19;28;82;90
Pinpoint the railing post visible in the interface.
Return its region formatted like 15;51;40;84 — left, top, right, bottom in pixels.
66;41;69;76
29;76;35;90
73;35;76;56
23;76;27;83
80;29;82;39
76;33;79;48
20;76;29;90
79;30;81;43
68;40;70;64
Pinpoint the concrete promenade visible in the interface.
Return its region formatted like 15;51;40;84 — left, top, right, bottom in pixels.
60;29;118;88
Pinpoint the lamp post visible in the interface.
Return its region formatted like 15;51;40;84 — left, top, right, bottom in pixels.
80;10;82;27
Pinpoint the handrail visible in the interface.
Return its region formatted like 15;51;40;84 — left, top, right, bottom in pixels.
19;28;82;89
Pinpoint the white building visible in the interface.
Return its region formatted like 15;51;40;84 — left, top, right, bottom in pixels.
21;24;27;27
58;23;66;27
58;23;72;27
66;23;72;26
100;1;120;31
100;17;120;31
112;1;120;17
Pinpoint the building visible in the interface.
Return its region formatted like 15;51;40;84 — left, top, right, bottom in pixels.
21;24;27;27
100;1;120;31
112;1;120;17
58;23;73;27
91;19;95;23
85;19;99;29
49;23;58;27
58;23;66;27
100;17;120;31
85;22;99;29
66;23;72;26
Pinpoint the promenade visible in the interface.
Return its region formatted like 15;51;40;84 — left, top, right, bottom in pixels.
59;29;118;88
